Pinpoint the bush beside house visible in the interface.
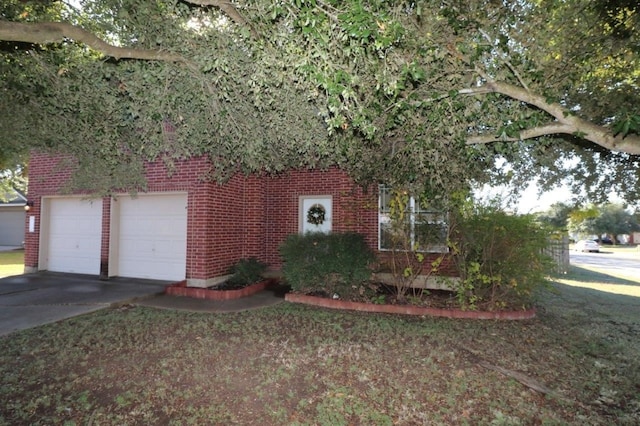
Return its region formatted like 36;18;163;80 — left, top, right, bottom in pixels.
449;205;553;310
279;232;374;296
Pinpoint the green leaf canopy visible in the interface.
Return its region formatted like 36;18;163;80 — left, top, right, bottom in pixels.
1;0;639;202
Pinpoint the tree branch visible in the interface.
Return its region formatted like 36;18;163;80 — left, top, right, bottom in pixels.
0;0;259;59
467;123;577;145
0;20;227;130
0;21;189;63
466;78;640;155
478;29;529;91
184;0;259;38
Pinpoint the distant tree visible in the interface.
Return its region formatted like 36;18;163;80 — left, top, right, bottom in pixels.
568;206;599;239
568;203;639;243
0;145;28;200
593;204;640;243
0;168;27;201
536;203;574;230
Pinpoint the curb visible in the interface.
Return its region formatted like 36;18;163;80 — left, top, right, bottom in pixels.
285;293;536;320
165;279;276;301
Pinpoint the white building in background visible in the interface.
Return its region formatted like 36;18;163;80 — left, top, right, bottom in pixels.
0;189;26;246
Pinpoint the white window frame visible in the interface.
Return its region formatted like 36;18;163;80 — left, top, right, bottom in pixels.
378;186;449;253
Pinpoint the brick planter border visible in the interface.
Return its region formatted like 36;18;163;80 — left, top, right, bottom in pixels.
166;279;275;301
285;293;536;320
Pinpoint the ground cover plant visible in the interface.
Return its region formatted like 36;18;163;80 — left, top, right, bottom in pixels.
1;265;639;425
212;257;269;291
0;250;23;278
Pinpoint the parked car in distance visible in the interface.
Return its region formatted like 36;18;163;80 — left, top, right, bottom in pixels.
575;240;600;253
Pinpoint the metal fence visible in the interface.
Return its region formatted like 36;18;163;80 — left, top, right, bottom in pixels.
545;234;570;274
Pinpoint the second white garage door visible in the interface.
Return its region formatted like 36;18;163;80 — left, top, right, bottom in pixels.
114;193;187;281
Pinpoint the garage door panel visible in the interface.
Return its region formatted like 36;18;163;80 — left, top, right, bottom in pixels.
51;218;96;234
121;238;178;258
121;219;183;237
153;239;179;255
116;194;187;281
118;258;180;279
49;236;97;251
47;198;102;275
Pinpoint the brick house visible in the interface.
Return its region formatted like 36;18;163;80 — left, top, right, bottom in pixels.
24;152;454;287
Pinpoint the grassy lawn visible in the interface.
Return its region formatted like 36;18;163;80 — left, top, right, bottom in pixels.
1;268;639;424
0;250;24;278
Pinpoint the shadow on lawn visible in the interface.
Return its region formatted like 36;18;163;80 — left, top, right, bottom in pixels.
560;265;640;286
548;265;640;324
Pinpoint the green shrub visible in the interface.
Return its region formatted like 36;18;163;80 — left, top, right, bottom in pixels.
279;232;375;294
450;204;553;310
227;257;268;286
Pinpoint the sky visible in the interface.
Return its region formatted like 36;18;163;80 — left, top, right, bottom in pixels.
476;181;575;214
515;184;574;214
479;181;630;214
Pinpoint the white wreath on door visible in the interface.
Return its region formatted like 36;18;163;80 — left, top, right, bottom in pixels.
306;203;326;225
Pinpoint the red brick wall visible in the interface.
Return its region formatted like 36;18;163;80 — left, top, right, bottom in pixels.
241;175;267;260
100;198;111;278
25;153;217;278
261;169;456;275
26;152;451;282
263;168;379;267
27;153;271;281
187;174;270;280
185;182;215;280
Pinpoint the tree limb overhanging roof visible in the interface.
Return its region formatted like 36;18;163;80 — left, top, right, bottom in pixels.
1;18;638;156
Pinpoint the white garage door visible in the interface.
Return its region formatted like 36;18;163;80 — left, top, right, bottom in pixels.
116;193;187;281
47;198;102;275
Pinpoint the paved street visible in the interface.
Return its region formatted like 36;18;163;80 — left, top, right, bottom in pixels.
570;248;640;281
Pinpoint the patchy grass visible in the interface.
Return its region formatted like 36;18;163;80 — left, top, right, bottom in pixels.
0;250;24;278
1;269;639;425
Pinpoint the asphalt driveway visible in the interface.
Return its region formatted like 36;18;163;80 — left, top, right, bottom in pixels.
0;272;168;336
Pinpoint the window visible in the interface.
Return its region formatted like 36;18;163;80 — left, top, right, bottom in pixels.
378;186;448;253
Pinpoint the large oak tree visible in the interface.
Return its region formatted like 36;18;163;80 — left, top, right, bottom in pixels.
1;0;638;202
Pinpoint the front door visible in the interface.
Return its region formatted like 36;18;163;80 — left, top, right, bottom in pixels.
300;196;332;234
